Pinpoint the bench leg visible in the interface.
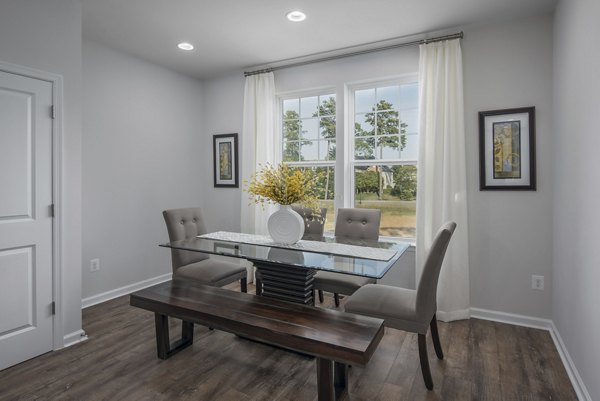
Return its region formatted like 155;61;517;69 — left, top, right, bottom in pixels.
154;313;194;360
334;361;348;397
316;358;348;401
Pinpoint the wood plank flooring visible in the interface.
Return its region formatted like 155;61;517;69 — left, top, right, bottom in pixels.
0;283;577;400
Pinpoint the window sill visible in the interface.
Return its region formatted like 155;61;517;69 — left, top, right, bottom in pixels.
380;235;416;248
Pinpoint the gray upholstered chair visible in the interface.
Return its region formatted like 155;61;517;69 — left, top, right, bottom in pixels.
344;221;457;390
291;206;327;238
313;208;381;307
163;207;247;292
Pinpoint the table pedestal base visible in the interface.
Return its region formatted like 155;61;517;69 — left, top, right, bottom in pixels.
252;260;316;305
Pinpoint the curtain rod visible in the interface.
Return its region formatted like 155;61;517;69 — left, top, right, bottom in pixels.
244;32;463;77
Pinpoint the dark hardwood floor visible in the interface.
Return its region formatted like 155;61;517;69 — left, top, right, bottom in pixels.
0;283;577;400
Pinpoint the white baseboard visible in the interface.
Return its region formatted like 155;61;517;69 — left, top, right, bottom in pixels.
81;273;172;309
549;322;592;401
62;329;88;348
471;307;590;400
470;307;552;330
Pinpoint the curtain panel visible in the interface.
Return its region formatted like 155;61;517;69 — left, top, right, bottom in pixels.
240;72;276;236
416;39;470;321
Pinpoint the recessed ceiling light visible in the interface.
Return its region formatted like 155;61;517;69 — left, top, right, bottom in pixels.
286;10;306;22
177;42;194;51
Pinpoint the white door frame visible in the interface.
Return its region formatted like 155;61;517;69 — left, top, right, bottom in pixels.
0;60;65;350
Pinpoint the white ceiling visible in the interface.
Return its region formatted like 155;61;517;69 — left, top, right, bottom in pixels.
82;0;556;80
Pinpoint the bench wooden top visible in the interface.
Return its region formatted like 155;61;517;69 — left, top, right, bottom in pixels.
130;280;384;366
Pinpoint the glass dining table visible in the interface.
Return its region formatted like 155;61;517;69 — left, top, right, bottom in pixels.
160;232;410;305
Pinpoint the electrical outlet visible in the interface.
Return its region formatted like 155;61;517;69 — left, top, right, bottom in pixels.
90;258;100;272
531;275;544;290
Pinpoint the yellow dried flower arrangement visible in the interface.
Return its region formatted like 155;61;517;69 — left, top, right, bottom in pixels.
245;163;322;219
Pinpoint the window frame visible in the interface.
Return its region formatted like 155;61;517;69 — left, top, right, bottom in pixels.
275;74;419;240
277;87;338;169
345;74;419;240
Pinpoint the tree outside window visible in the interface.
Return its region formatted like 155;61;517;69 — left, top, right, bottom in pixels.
282;94;336;231
353;83;418;238
279;80;418;238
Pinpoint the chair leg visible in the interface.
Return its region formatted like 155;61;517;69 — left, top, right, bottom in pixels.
255;277;262;296
318;290;324;303
240;277;247;293
418;333;434;390
430;314;444;360
334;293;340;307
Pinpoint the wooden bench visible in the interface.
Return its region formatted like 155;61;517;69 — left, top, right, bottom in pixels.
130;280;384;401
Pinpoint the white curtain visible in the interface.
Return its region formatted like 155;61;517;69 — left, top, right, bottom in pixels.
416;39;470;322
240;72;276;236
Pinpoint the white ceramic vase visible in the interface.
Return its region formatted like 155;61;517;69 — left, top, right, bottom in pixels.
267;205;305;244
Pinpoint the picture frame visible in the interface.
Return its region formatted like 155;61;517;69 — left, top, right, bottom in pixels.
478;107;536;190
213;133;239;188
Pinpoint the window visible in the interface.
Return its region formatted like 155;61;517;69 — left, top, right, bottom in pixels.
281;93;336;231
278;77;418;238
350;81;418;238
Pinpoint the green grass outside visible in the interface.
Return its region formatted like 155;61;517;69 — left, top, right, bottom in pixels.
316;197;416;238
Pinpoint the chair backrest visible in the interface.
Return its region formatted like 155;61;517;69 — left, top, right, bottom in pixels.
291;206;327;237
162;207;209;271
334;208;381;241
416;222;457;319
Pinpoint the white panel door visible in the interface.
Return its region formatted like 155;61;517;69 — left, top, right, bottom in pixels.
0;70;54;370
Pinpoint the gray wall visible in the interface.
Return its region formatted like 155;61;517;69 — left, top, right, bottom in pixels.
201;46;420;288
0;0;83;342
200;43;420;233
201;14;555;314
201;73;246;232
82;40;205;298
463;14;554;318
553;0;600;399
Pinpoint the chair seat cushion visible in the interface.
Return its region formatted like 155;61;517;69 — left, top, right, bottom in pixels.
344;284;430;334
313;271;376;296
174;258;246;286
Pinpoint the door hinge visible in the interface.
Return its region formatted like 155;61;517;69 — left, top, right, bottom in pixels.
51;301;56;315
50;204;55;217
50;105;55;119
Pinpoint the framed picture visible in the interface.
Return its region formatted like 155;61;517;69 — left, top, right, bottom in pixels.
479;107;536;190
213;133;239;188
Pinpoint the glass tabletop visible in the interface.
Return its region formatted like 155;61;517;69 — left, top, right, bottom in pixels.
160;234;410;279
